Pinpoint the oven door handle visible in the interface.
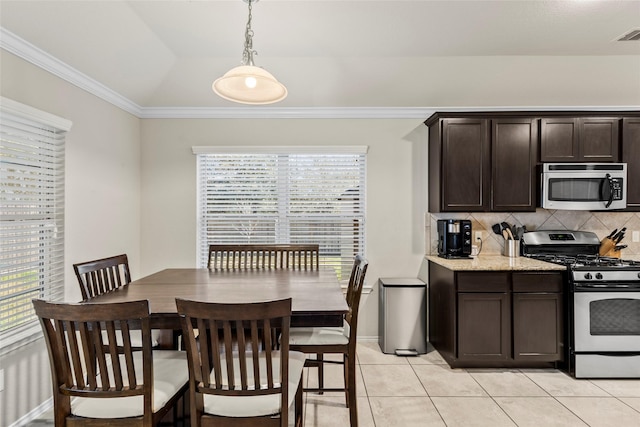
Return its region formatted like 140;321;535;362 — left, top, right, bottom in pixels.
602;173;614;208
574;283;640;291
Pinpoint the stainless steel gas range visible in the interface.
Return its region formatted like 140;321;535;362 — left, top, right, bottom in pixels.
522;230;640;379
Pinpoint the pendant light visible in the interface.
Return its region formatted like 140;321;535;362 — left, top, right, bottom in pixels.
212;0;287;105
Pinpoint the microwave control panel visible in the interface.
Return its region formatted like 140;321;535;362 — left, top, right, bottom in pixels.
611;178;624;200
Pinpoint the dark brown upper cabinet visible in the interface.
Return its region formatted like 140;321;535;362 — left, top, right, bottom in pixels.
539;118;578;161
540;117;620;162
491;119;538;211
427;115;536;212
622;117;640;210
426;111;638;213
428;118;490;212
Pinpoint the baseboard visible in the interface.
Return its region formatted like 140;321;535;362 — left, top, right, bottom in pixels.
357;336;379;342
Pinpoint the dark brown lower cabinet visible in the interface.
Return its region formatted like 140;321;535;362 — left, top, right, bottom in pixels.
512;272;564;362
458;292;510;361
429;261;565;368
513;293;563;361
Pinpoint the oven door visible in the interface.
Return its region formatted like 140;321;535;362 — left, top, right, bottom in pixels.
574;289;640;352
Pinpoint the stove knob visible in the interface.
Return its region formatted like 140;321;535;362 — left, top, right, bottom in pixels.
595;273;603;280
584;273;592;280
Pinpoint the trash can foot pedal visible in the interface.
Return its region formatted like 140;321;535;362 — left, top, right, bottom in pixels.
394;349;419;357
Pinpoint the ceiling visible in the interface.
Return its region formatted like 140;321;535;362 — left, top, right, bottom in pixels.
1;0;640;113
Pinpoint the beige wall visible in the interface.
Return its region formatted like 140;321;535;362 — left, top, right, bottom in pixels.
0;51;141;426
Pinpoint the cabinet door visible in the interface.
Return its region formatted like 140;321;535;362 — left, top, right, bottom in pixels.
441;119;490;211
580;118;620;162
540;118;579;162
491;118;538;211
457;293;510;361
512;293;563;361
622;117;640;210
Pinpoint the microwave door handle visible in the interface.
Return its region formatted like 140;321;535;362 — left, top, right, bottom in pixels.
602;173;614;208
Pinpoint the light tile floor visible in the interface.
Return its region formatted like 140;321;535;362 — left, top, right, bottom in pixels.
301;342;640;427
29;342;640;427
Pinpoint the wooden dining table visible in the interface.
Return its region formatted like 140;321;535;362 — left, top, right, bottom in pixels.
85;267;349;330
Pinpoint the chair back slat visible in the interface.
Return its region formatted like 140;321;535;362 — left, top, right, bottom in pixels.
177;298;291;398
73;254;131;300
264;317;276;389
222;320;236;389
250;320;261;384
207;244;319;270
62;320;84;388
235;319;248;389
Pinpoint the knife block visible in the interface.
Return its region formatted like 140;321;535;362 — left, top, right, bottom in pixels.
598;237;620;258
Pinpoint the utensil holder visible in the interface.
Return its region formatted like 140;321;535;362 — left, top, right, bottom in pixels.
503;240;520;258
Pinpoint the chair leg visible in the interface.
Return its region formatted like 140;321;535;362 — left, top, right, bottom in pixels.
317;353;324;394
295;378;304;427
346;353;358;427
343;353;349;408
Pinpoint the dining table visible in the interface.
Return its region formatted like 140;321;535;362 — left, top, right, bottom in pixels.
84;267;349;332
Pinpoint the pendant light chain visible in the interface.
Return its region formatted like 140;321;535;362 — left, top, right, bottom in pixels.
242;0;256;66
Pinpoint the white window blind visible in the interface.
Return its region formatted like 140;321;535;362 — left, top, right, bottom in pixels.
0;98;70;350
195;147;366;280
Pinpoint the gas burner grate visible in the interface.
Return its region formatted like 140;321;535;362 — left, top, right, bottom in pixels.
527;253;640;269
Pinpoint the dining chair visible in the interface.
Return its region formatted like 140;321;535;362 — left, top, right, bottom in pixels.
73;254;131;301
73;254;161;348
288;254;368;427
176;297;305;427
207;244;320;270
32;299;189;427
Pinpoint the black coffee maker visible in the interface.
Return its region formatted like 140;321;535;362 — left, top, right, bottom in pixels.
437;219;472;259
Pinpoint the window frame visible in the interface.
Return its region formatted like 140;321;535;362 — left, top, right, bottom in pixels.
0;97;71;354
193;145;367;281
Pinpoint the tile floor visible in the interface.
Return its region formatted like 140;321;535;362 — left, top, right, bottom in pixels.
301;342;640;427
30;342;640;427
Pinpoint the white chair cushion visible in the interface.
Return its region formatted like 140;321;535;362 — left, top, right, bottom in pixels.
202;351;305;418
71;350;188;419
289;327;349;346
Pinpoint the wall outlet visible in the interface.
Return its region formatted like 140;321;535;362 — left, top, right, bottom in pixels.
475;231;483;241
633;231;640;243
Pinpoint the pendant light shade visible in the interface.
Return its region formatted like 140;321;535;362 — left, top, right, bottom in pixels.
213;65;287;105
213;0;287;105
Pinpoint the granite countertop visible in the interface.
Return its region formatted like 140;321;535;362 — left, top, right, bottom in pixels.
426;255;567;272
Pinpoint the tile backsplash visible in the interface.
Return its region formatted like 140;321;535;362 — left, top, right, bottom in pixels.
427;210;640;258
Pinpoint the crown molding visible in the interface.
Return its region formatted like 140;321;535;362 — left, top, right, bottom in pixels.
1;27;143;117
139;106;436;119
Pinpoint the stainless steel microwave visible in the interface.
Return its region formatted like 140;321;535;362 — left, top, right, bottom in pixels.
542;163;627;210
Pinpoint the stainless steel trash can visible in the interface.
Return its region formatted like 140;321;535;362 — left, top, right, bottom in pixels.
378;278;427;356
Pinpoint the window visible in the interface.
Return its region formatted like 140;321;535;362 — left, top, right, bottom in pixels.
0;97;71;351
195;146;366;280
